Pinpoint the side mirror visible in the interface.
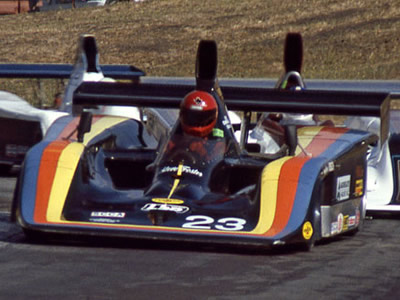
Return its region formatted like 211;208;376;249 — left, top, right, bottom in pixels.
77;111;93;143
284;125;298;156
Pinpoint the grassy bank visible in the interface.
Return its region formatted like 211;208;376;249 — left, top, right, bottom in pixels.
0;0;399;104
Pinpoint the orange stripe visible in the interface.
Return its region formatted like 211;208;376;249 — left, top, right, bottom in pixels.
299;127;347;157
263;156;310;236
56;115;103;141
34;141;70;223
56;117;80;141
262;127;347;236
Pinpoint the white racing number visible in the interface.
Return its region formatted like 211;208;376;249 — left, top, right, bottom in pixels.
182;215;246;231
215;217;246;231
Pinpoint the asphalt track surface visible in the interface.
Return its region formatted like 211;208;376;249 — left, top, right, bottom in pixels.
1;171;400;299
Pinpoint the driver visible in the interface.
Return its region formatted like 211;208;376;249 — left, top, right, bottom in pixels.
249;77;333;155
179;90;218;138
166;90;225;160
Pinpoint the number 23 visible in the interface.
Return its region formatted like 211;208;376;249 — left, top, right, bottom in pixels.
182;215;246;231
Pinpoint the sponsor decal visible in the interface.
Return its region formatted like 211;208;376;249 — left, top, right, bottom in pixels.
343;215;349;231
141;203;189;214
222;116;232;129
322;161;335;176
336;175;351;201
355;179;363;196
160;165;203;177
152;198;184;204
89;218;121;224
355;208;360;226
90;212;126;218
302;221;313;240
331;221;339;235
212;128;224;138
190;97;206;110
355;165;364;177
348;215;356;227
190;105;203;111
337;213;344;233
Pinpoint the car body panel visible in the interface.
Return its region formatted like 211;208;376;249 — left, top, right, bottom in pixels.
15;112;373;247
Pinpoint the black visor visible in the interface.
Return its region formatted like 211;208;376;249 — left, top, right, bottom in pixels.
180;107;217;127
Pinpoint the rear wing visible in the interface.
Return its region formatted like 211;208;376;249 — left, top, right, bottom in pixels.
0;34;144;81
73;81;391;145
0;63;144;80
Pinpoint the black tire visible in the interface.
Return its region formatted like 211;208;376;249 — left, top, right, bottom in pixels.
299;233;316;251
300;213;321;251
22;228;52;243
10;174;21;223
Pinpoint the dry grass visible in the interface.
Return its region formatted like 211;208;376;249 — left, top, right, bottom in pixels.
0;0;400;104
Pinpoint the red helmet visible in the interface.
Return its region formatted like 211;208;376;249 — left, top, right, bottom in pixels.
179;90;218;137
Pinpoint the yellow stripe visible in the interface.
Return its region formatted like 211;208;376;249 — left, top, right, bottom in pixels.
46;116;129;222
251;157;291;234
83;116;128;145
295;126;324;156
168;163;183;198
46;143;85;221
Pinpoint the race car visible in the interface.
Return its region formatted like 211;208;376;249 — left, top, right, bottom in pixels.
11;37;389;250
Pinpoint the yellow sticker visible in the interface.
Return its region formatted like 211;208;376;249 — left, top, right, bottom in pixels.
302;221;313;240
355;179;363;196
343;215;349;231
152;198;184;204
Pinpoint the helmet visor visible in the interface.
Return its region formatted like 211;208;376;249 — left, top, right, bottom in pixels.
180;107;217;128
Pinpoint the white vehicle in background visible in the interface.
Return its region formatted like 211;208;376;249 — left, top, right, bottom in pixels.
39;0;107;12
0;91;66;172
0;34;144;172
